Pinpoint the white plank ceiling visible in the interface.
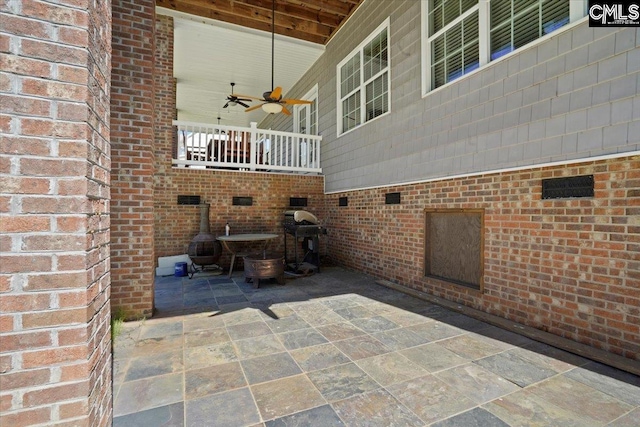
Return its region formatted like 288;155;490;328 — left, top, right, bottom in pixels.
161;8;325;128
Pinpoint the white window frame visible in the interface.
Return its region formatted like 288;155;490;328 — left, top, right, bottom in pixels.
294;84;318;135
336;18;391;137
294;84;318;167
421;0;588;95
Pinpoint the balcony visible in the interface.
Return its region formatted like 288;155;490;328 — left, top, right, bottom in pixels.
173;121;322;174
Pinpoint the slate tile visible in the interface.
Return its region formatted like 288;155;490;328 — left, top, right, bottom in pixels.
333;335;392;360
527;375;634;424
475;351;557;387
289;342;351;372
226;320;273;340
316;322;366;341
483;389;596;427
438;334;509;360
434;363;520;404
184;327;230;348
399;342;469;372
125;350;183;382
331;388;423;427
184;341;237;370
432;407;509;427
265;314;311;333
388;375;476;425
113;402;184;427
372;327;431;351
251;375;326;421
405;322;463;342
349;316;398;334
185;361;246;399
308;362;379;402
277;328;328;350
565;362;640;405
233;334;287;360
114;373;183;417
265;404;345;427
138;321;184;340
241;352;302;384
186;387;260;427
356;352;428;387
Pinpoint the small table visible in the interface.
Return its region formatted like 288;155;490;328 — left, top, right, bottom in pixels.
217;233;279;278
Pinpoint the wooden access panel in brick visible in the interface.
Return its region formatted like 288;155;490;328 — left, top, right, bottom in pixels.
424;209;484;290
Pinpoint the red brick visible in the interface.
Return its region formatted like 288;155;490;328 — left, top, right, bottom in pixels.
1;293;51;313
59;399;88;420
23;380;88;407
0;367;51;391
0;255;53;273
22;308;87;329
0;94;51;116
0;53;52;78
0;407;51;426
22;346;88;369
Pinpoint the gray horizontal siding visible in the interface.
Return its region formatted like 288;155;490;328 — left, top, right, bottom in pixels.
263;1;640;193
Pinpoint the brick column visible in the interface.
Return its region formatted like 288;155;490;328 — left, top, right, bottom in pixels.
110;0;156;318
0;1;112;426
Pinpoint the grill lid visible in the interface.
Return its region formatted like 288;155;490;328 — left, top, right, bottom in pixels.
284;210;319;224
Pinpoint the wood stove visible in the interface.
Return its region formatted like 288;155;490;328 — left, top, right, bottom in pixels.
187;203;222;278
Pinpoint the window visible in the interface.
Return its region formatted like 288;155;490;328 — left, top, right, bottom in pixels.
422;0;586;92
294;85;318;136
490;0;570;60
294;85;318;167
428;0;480;89
337;19;390;135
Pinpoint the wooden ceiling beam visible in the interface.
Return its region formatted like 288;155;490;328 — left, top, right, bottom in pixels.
239;0;343;27
284;0;353;16
156;0;329;44
155;0;365;44
159;0;334;38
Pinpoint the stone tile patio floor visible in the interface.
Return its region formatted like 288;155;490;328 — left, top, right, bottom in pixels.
113;267;640;426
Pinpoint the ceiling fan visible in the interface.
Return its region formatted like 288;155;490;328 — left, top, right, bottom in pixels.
223;82;252;109
235;0;312;115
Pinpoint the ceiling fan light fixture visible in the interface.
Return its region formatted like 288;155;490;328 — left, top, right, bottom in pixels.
262;103;283;114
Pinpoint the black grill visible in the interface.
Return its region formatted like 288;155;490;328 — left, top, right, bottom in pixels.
283;210;326;273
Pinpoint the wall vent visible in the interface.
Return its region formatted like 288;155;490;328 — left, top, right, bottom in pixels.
385;192;401;205
289;197;308;207
542;175;594;199
232;196;253;206
177;195;201;205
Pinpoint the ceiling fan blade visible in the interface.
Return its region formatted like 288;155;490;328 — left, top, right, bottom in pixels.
223;102;230;108
282;99;312;105
281;105;291;115
270;86;282;100
245;104;264;112
238;98;252;102
238;101;250;108
234;93;264;100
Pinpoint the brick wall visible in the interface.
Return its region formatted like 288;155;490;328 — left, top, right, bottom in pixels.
110;0;156;319
0;0;112;425
326;155;640;360
154;169;326;270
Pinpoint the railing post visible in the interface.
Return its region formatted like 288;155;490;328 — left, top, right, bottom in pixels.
249;122;258;171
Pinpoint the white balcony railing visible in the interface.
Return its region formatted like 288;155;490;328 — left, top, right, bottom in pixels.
173;121;322;174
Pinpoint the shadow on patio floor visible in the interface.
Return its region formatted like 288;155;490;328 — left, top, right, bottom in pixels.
112;266;640;426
